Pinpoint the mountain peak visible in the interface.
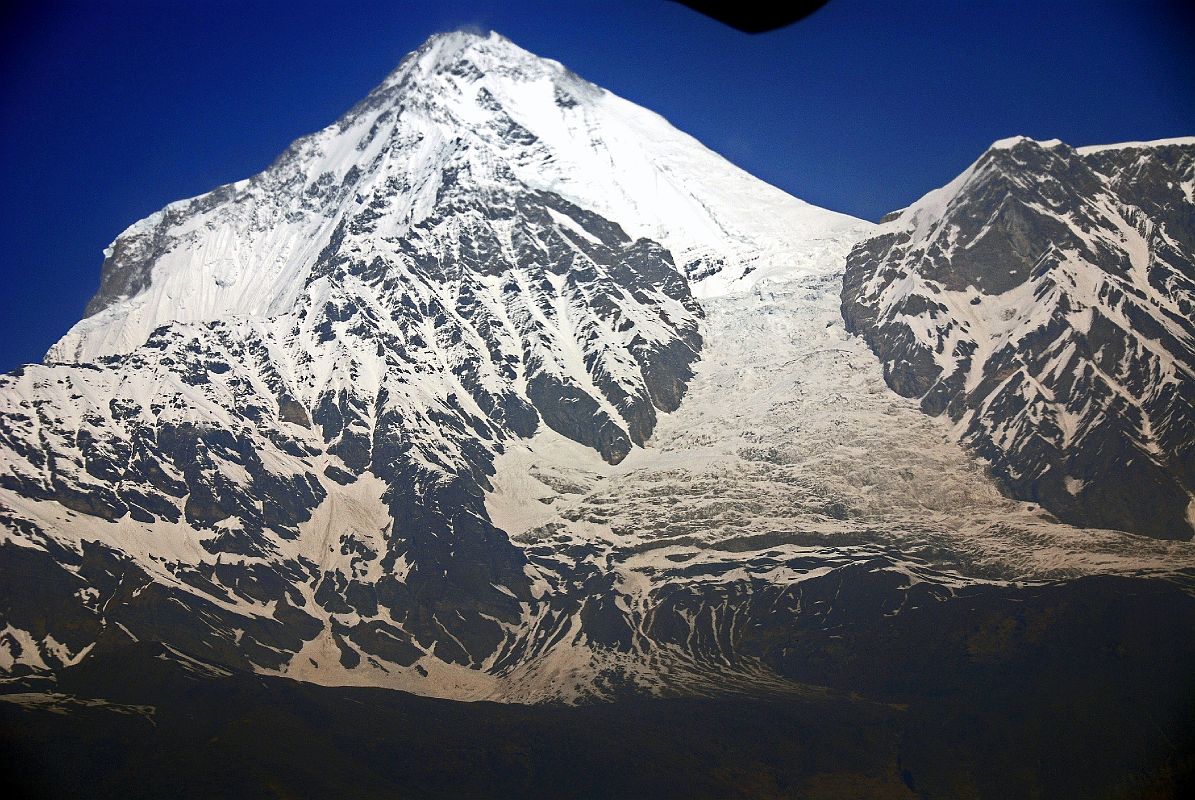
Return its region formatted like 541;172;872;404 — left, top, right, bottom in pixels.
378;28;564;96
988;135;1065;151
48;32;863;364
408;28;514;71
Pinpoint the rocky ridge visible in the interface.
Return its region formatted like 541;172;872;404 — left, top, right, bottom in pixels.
843;136;1195;539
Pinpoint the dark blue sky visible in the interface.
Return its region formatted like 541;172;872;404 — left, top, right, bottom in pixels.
1;0;1192;371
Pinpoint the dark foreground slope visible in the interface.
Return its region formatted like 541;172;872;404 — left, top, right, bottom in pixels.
4;574;1194;800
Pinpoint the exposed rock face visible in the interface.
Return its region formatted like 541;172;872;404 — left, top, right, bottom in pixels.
843;136;1195;540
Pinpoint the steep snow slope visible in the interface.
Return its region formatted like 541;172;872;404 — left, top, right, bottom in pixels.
49;30;859;364
843;136;1195;539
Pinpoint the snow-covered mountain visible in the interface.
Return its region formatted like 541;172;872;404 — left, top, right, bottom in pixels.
0;30;865;694
49;30;859;365
2;32;1193;704
843;136;1195;540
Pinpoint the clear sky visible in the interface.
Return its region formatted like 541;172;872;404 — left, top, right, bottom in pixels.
1;0;1192;371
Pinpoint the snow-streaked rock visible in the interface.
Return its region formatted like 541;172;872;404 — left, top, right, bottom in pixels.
843;136;1195;539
